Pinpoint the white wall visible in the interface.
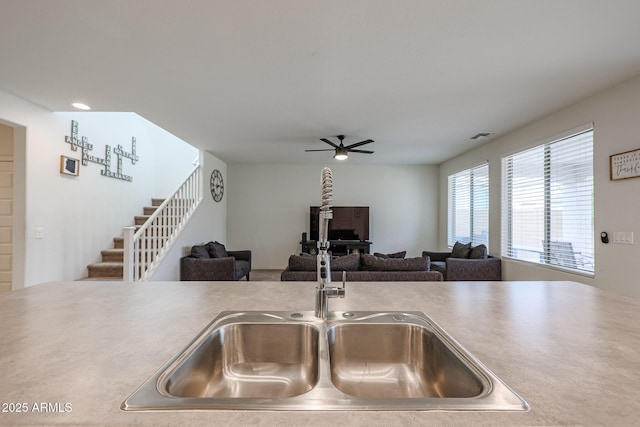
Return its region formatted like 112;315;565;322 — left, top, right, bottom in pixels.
150;151;228;280
227;164;439;269
438;73;640;297
146;121;200;196
0;89;198;287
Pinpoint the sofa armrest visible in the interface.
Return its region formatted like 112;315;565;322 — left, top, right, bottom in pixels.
180;256;236;281
227;250;252;265
422;251;451;262
445;257;502;281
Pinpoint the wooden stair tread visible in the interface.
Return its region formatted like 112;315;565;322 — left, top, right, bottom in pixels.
87;197;167;279
87;262;123;267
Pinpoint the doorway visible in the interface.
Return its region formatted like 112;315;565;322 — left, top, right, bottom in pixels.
0;124;13;292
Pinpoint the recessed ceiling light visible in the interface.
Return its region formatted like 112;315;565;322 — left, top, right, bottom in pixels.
72;102;91;110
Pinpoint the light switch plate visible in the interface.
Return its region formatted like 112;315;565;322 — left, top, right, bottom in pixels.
35;227;44;239
613;231;634;244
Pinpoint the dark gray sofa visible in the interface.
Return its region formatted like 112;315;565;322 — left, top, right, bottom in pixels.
422;242;501;281
280;253;443;282
180;241;251;281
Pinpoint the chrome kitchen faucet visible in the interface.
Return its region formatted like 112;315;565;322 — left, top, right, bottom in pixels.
315;167;346;319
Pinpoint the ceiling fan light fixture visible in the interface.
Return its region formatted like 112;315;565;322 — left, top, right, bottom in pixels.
306;135;373;159
334;147;349;160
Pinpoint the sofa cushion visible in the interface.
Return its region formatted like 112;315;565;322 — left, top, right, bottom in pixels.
373;251;406;259
190;244;211;259
330;253;360;271
451;241;472;258
469;244;488;259
287;254;316;271
287;253;360;271
208;241;228;258
361;254;429;271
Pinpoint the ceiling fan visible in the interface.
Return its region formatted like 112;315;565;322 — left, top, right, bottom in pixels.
305;135;374;160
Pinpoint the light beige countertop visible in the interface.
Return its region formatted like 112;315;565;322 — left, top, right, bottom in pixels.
1;280;639;426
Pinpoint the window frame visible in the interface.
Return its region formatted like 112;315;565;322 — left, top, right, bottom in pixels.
501;126;594;276
447;162;489;248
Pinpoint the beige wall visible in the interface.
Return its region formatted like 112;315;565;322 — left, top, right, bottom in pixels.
439;73;640;298
227;164;439;269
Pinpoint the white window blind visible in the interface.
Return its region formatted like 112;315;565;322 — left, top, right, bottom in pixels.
448;163;489;247
501;128;594;275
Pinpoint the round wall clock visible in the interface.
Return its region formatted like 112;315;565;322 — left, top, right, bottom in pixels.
210;169;224;202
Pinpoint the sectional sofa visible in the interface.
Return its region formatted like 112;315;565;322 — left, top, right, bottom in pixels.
280;253;443;282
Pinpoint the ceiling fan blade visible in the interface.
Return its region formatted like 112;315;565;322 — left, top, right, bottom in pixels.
305;149;336;152
348;149;375;154
345;139;374;149
320;138;339;148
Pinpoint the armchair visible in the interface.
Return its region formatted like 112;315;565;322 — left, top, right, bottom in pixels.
423;242;501;281
180;241;251;281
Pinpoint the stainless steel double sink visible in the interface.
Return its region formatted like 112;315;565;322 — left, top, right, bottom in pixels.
121;311;529;411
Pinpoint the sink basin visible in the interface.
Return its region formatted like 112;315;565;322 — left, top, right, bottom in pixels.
122;311;528;411
164;322;319;398
327;322;484;399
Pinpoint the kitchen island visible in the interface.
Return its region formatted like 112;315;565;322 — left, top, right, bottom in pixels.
1;280;639;426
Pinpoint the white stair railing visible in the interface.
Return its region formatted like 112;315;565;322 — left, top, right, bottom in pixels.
123;164;202;281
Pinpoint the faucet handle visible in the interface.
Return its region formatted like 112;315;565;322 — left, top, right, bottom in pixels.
335;270;346;298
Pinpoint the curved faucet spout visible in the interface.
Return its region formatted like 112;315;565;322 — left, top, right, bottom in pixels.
315;168;346;319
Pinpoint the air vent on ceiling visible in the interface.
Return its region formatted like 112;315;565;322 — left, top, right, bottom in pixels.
470;132;497;140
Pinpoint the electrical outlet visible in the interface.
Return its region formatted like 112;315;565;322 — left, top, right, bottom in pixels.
613;231;634;244
35;228;44;239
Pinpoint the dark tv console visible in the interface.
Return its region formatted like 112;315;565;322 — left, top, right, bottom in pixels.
301;240;371;256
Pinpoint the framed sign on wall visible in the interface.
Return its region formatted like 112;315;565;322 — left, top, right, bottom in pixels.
60;155;80;176
610;148;640;181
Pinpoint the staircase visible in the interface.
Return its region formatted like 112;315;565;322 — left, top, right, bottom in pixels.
85;198;164;280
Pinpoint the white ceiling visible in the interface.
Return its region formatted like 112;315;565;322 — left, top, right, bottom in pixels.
2;0;640;165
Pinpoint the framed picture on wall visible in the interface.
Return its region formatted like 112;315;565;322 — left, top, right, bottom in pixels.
610;148;640;181
60;155;80;176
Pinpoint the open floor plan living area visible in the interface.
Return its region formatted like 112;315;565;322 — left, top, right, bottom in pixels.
2;1;640;426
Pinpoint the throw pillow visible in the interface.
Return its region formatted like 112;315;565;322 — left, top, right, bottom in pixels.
287;254;316;271
469;244;488;259
361;254;428;271
373;251;407;259
190;244;211;258
451;241;472;258
207;241;229;258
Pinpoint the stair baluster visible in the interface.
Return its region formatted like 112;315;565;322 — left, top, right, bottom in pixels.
123;164;202;281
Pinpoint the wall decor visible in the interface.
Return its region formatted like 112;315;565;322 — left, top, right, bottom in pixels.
60;155;80;176
210;169;224;202
64;120;139;181
610;148;640;181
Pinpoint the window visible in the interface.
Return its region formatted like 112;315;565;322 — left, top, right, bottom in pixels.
501;127;594;275
448;163;489;247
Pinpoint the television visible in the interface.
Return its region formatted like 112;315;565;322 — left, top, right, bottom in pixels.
310;206;369;241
